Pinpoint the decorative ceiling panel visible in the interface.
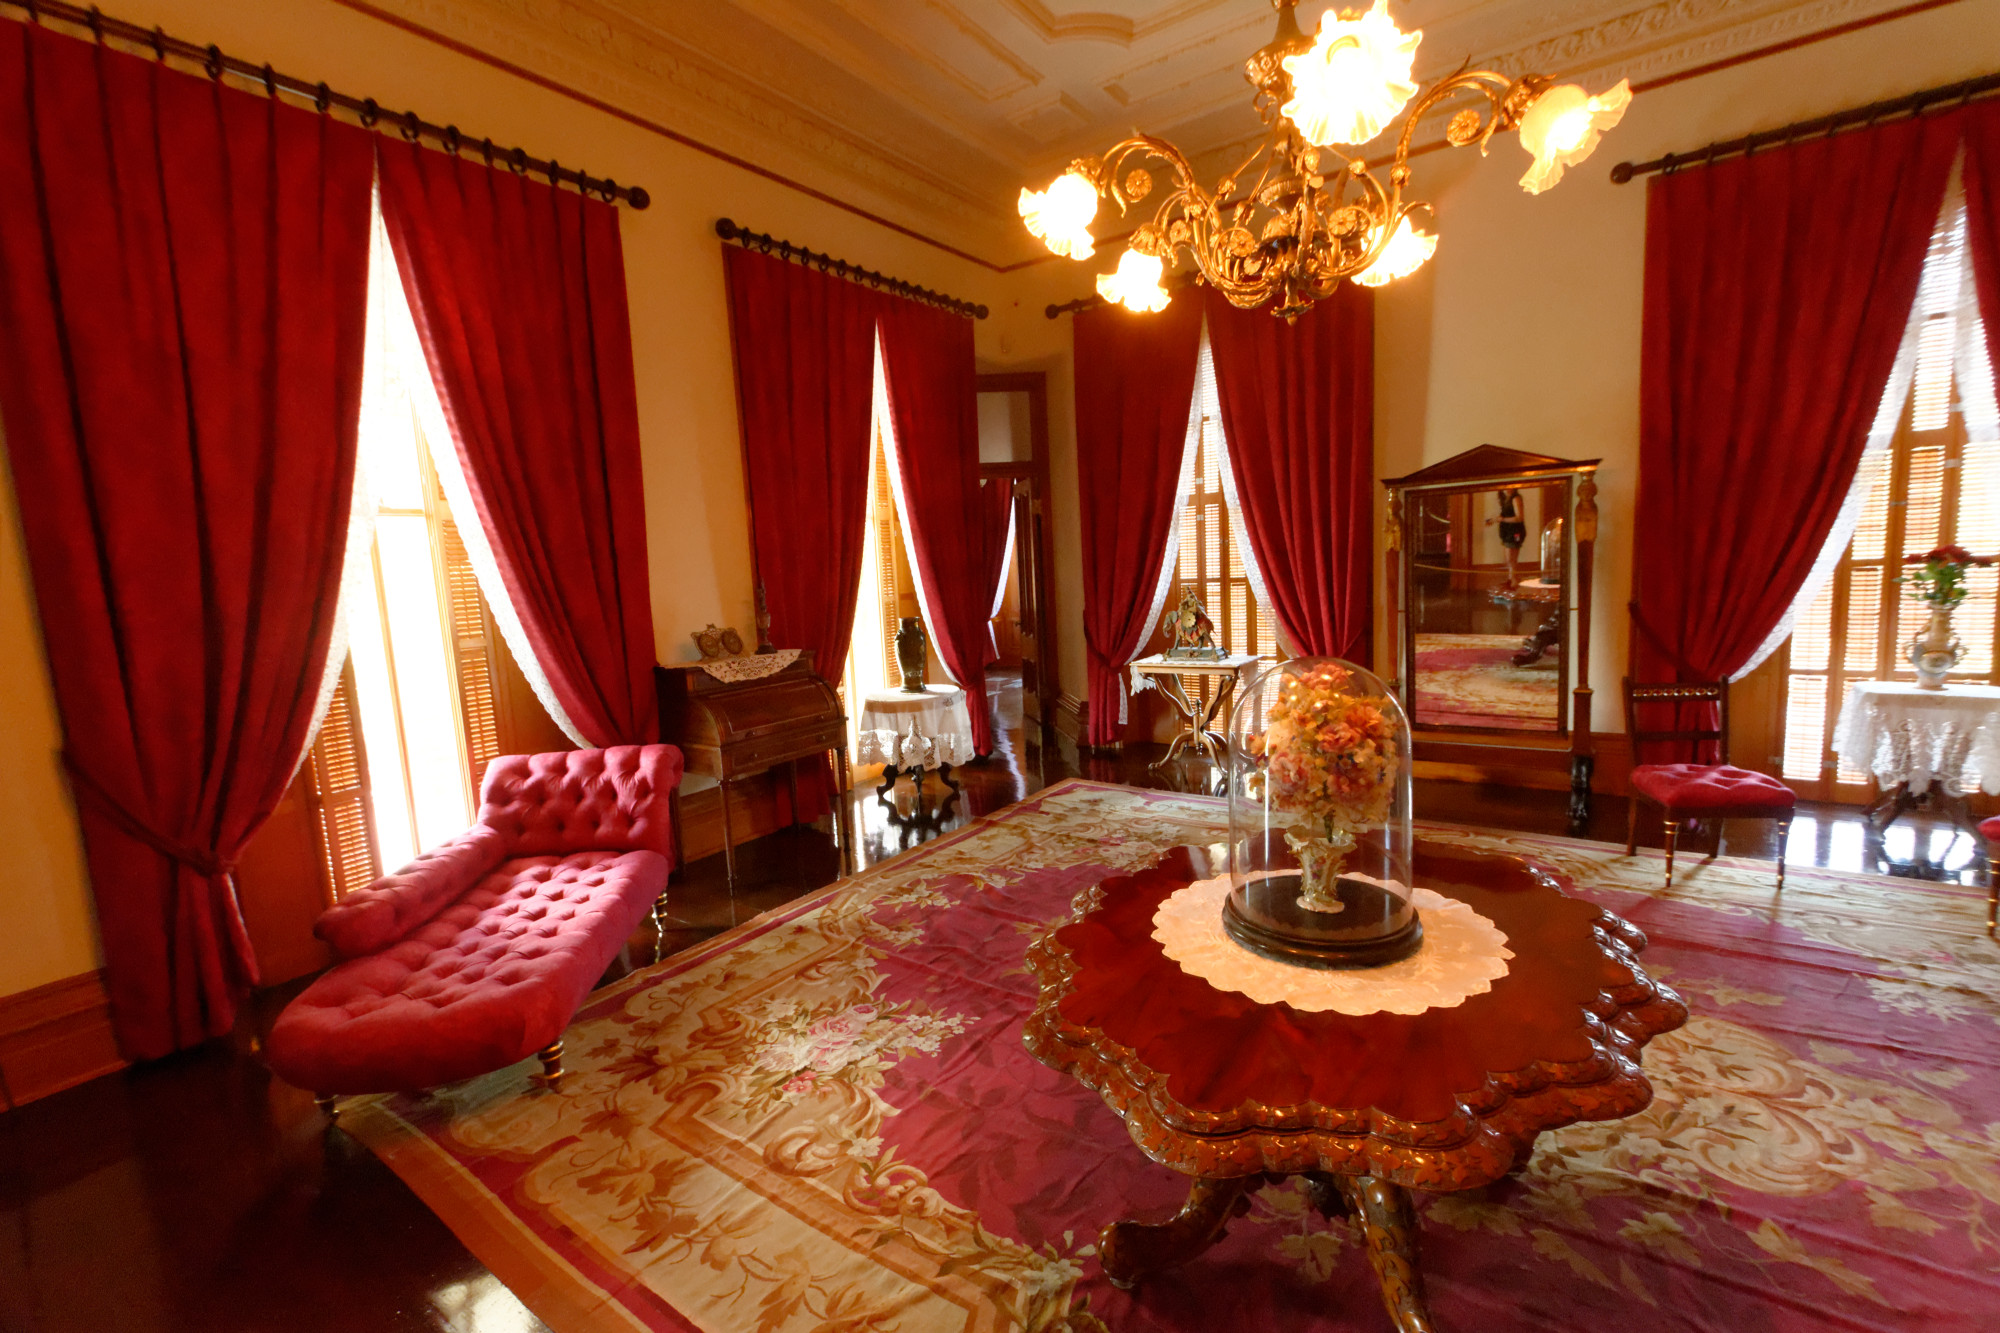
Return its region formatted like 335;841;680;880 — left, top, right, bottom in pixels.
357;0;1943;266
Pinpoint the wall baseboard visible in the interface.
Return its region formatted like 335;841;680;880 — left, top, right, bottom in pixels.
1052;692;1088;745
0;970;125;1112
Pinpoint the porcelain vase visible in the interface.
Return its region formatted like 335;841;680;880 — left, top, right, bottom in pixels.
1908;606;1963;689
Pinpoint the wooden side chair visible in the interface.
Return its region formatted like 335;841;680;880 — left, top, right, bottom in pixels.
1624;678;1797;890
1976;817;2000;936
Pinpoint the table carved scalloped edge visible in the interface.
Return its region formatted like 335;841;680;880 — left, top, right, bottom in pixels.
1022;846;1688;1332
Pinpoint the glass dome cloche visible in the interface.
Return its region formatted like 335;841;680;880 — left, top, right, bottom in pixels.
1224;657;1420;969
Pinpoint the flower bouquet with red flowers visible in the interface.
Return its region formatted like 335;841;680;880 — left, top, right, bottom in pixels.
1902;545;1994;609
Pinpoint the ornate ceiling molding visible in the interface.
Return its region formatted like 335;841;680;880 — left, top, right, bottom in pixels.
341;0;1963;270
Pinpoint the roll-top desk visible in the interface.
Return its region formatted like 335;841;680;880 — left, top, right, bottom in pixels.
655;651;852;887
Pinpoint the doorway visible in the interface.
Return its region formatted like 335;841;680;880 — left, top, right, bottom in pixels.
976;371;1056;749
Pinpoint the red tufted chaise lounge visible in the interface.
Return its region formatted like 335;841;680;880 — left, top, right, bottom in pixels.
267;744;683;1108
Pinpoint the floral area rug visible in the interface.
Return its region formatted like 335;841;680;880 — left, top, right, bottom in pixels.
343;780;2000;1332
1413;633;1559;731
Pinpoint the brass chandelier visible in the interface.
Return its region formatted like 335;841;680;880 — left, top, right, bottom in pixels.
1020;0;1632;319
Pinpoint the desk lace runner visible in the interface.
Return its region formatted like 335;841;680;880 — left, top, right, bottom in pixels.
696;649;801;683
1153;876;1513;1015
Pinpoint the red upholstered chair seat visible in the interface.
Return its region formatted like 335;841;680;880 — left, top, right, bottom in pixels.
268;850;666;1093
265;743;683;1098
1630;763;1798;818
1981;816;2000;842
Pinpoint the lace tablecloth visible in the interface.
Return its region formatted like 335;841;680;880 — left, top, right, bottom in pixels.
1151;875;1513;1015
857;685;975;769
1832;680;2000;794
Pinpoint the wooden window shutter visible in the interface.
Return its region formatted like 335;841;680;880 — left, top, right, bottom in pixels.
306;661;382;900
437;516;503;789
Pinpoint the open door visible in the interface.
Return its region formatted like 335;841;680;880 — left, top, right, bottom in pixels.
977;372;1057;729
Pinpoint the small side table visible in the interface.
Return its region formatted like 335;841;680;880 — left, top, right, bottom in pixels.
1025;843;1685;1330
1128;653;1263;764
857;685;975;793
1834;681;2000;848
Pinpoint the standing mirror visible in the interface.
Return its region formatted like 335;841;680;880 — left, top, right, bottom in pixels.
1383;446;1600;820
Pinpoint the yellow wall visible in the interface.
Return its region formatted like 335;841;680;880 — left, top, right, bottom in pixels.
0;0;1018;1000
1371;2;2000;728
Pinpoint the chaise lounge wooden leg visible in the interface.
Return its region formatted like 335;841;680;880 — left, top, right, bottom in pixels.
1625;796;1639;856
531;1041;566;1089
1988;854;1998;937
1661;818;1678;889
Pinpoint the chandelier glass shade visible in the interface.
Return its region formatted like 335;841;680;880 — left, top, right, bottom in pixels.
1021;0;1631;318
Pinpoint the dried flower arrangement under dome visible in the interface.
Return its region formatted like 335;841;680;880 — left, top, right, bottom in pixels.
1020;0;1631;319
1225;657;1421;969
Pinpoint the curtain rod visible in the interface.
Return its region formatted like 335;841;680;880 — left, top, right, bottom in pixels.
1;0;650;208
716;219;988;319
1610;69;2000;183
1045;273;1202;320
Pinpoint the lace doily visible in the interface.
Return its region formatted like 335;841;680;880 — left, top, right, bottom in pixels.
1151;876;1513;1015
1833;681;2000;794
696;649;801;683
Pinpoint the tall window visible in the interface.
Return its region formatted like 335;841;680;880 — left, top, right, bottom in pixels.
303;219;517;892
1781;196;1998;799
1170;336;1282;703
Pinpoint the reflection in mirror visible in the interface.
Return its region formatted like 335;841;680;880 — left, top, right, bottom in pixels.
1407;482;1569;732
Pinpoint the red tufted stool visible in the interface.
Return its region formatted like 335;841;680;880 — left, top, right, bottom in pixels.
1978;816;2000;936
267;744;683;1108
1625;678;1796;890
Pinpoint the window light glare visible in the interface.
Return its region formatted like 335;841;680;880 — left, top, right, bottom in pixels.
1354;215;1437;287
1517;80;1632;195
1280;0;1422;148
1097;249;1172;313
1019;171;1098;259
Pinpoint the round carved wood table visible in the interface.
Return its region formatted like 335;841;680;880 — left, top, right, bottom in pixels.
1023;841;1687;1332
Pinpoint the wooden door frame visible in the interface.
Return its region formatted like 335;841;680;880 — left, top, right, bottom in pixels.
976;371;1057;727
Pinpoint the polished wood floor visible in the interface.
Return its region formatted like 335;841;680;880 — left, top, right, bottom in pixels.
0;671;1980;1332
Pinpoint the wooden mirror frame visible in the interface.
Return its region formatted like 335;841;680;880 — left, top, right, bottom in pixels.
1382;445;1601;823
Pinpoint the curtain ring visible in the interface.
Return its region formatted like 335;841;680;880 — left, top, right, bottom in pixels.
481;137;495;166
400;109;421;142
509;147;528;174
314;82;330;114
24;0;38;26
261;64;277;100
360;98;380;128
599;177;617;203
204;44;223;81
546;158;562;187
444;125;461;155
86;7;104;43
152;27;167;60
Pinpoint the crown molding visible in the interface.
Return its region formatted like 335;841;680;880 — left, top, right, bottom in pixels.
333;0;1971;272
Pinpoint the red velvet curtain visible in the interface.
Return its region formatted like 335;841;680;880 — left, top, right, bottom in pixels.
978;478;1014;659
1073;297;1204;746
876;296;998;754
379;142;657;746
0;22;374;1056
1630;116;1961;702
1205;284;1374;661
722;245;877;704
1965;103;2000;352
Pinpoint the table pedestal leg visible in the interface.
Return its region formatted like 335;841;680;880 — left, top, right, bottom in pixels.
1339;1176;1437;1333
1099;1172;1436;1332
1098;1176;1253;1290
